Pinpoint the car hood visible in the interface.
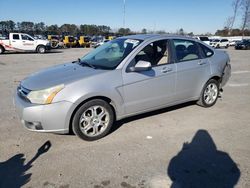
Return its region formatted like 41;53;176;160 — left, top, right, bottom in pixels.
21;63;107;90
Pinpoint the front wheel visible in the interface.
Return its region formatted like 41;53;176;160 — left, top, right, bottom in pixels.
197;79;219;107
72;99;114;141
37;45;46;53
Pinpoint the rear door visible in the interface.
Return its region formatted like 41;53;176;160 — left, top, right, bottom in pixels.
9;34;23;51
172;39;210;101
122;39;177;114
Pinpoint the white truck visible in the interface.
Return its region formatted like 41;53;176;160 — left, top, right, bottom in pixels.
0;33;51;54
209;39;229;48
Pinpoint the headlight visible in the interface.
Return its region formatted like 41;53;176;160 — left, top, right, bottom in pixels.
27;84;64;104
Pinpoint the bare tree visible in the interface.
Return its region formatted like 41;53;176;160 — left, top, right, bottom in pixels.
241;0;250;35
226;0;241;35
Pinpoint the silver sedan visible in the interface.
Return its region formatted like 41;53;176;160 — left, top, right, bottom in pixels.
14;34;231;141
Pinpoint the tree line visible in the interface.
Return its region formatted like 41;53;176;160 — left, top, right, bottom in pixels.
0;20;136;36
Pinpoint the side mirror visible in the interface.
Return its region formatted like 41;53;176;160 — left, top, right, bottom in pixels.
129;60;152;72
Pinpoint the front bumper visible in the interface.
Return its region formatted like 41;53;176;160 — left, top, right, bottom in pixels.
14;92;75;133
45;45;51;51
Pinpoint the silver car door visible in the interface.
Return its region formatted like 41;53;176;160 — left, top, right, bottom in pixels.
122;40;177;115
173;39;210;101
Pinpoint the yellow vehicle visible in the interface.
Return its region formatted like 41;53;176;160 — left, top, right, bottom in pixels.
78;36;91;48
48;35;60;49
63;36;77;48
105;36;116;41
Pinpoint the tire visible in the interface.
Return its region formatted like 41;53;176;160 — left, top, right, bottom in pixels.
72;99;114;141
37;45;46;54
197;79;219;108
225;44;229;49
0;46;4;54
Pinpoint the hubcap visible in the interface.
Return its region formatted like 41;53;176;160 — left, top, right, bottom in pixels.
39;47;45;53
79;105;110;137
204;83;218;105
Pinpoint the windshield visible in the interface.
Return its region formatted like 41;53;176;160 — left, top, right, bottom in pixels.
80;38;142;70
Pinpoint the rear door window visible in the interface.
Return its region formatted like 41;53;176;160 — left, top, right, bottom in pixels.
199;37;209;41
173;39;201;62
13;34;20;40
199;43;214;58
221;39;228;42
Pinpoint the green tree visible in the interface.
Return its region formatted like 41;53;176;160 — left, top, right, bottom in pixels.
0;20;15;32
20;21;34;32
34;22;45;35
141;28;147;34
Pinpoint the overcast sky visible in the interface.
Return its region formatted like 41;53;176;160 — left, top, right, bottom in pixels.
0;0;243;34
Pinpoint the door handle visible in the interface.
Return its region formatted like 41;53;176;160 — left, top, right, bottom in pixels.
161;67;173;73
12;41;16;42
198;61;207;65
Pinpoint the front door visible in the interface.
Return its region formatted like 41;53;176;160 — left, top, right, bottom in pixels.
20;34;35;51
122;39;177;114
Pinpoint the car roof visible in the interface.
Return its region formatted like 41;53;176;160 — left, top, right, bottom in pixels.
119;34;195;41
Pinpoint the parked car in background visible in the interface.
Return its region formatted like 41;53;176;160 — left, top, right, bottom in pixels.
78;36;91;48
229;39;241;46
0;33;51;54
235;39;250;50
14;34;231;141
195;36;210;45
63;36;78;48
210;39;229;48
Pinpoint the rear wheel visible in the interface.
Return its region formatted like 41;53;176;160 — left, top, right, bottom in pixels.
0;46;4;54
37;45;46;53
72;99;114;141
197;79;219;107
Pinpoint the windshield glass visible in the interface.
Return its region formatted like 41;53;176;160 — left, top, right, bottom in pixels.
80;38;142;70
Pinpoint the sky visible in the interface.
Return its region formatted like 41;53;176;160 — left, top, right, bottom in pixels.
0;0;242;34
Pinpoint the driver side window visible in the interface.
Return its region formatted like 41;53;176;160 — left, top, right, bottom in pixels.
21;34;34;41
134;40;169;67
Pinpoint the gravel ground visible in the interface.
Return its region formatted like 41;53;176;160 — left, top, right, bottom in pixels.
0;47;249;188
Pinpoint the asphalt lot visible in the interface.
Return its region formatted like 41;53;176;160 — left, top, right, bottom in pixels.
0;47;249;188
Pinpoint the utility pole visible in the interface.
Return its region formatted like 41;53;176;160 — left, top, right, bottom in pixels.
123;0;126;28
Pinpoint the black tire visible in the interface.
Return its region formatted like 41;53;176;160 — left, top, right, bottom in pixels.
72;99;114;141
225;44;229;49
37;45;46;54
0;45;5;54
197;79;219;108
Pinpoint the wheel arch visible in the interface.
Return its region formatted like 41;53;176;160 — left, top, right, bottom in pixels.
36;44;45;51
68;96;117;134
0;44;5;53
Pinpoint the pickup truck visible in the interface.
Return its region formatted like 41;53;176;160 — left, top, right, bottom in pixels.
0;33;51;54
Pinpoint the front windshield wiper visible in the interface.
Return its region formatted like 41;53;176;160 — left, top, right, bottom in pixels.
73;58;96;69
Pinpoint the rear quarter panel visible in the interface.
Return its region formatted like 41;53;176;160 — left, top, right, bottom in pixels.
209;50;230;79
